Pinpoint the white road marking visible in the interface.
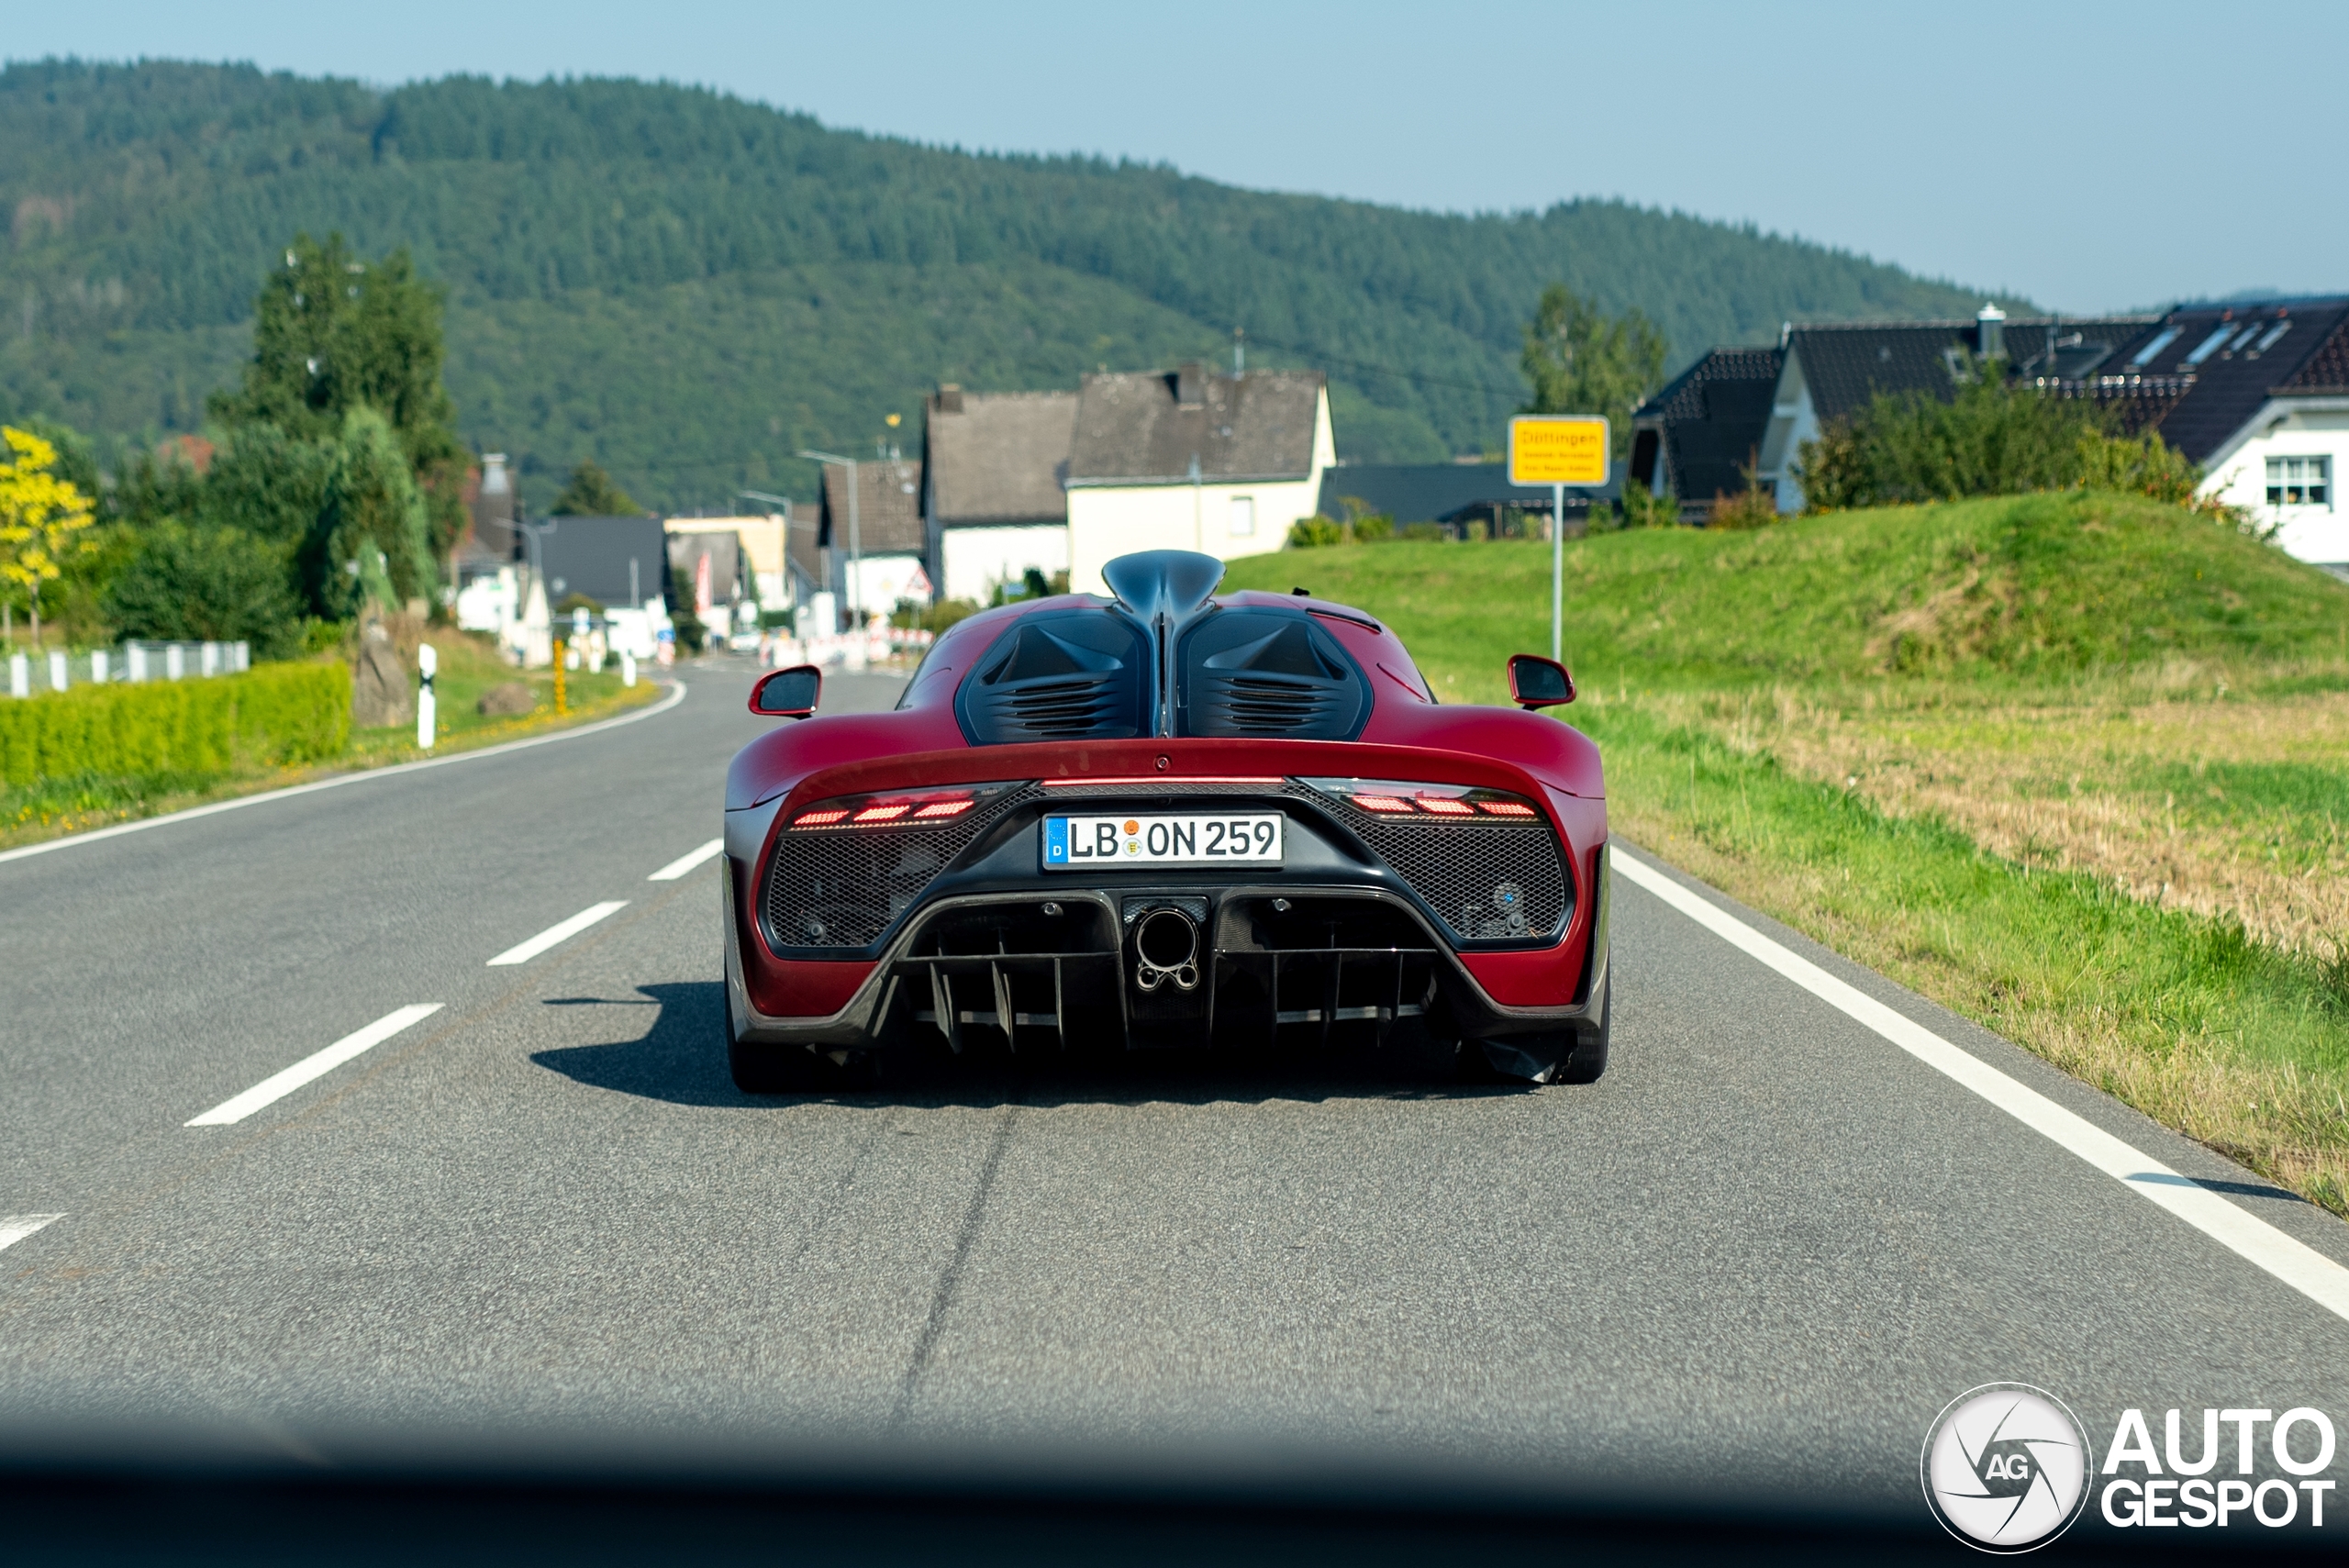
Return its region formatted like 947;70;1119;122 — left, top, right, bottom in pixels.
487;901;629;966
185;1005;445;1127
0;683;688;870
648;839;725;881
1611;847;2349;1326
0;1214;64;1252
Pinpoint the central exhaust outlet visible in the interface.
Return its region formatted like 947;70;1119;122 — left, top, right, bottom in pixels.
1132;907;1199;993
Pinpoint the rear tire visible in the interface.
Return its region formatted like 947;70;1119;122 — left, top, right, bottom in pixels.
1554;991;1611;1084
728;1036;845;1094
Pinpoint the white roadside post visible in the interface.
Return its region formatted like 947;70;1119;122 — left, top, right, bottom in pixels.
417;643;437;751
6;652;27;699
1508;415;1610;662
47;650;68;692
619;649;637;688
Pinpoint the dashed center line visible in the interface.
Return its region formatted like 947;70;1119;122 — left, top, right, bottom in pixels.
0;1214;63;1252
647;839;725;881
487;901;629;966
186;1004;445;1127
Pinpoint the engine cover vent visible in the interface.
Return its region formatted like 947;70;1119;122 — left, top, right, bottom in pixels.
1178;608;1368;740
957;612;1151;745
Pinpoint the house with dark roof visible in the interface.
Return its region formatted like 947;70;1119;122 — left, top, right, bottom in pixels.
1753;306;2165;511
1628;348;1784;515
536;515;671;614
810;453;930;624
2138;300;2349;569
921;384;1076;602
1634;299;2349;568
1063;363;1333;595
1313;462;1615;535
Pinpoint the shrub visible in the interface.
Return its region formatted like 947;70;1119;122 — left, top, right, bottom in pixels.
896;597;980;633
1707;482;1782;530
105;520;304;657
1287;516;1346;548
0;661;350;787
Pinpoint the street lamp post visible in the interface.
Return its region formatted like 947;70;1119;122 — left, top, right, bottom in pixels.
796;450;858;633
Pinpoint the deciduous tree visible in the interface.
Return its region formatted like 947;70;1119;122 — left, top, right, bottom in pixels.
0;425;97;649
551;458;640;516
1520;284;1669;461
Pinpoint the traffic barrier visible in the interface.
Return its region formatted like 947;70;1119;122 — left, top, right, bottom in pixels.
761;628;935;670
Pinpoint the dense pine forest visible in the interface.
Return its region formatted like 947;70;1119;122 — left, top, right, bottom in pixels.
0;60;2015;512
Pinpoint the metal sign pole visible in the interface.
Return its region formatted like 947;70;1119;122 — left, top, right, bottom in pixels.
1552;481;1564;661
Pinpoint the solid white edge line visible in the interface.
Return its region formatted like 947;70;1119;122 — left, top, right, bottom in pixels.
647;838;726;882
185;1004;444;1127
0;682;689;870
1609;847;2349;1325
0;1213;64;1251
486;900;629;966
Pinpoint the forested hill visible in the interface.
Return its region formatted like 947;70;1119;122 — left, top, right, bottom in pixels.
0;59;2015;512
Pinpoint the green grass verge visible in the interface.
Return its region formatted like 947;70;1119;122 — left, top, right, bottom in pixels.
1228;492;2349;1209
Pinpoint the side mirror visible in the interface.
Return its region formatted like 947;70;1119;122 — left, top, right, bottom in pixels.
750;664;821;718
1507;653;1575;708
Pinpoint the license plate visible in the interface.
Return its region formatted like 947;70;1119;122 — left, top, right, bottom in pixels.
1042;813;1283;869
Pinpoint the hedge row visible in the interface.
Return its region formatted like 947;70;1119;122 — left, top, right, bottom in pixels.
0;662;351;787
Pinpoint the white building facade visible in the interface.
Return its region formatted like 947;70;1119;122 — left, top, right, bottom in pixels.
1064;365;1334;596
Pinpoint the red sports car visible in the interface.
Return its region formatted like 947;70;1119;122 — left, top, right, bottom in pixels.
720;550;1609;1091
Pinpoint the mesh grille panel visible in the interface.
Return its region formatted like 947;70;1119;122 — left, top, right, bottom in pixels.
764;785;1041;951
1308;789;1570;943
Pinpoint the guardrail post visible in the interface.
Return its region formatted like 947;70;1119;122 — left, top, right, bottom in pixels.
90;650;109;684
128;643;148;683
6;652;26;699
47;650;68;692
165;644;185;681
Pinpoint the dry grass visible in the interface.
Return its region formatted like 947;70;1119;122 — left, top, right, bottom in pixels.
1653;673;2349;966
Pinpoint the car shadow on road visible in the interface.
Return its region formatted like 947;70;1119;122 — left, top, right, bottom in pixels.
529;981;1538;1109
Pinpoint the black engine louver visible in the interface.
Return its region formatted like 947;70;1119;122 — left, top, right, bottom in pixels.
1179;609;1368;740
956;612;1152;744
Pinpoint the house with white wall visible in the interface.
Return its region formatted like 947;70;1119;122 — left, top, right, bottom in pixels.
1650;297;2349;574
1064;363;1334;595
2162;302;2349;572
922;384;1075;602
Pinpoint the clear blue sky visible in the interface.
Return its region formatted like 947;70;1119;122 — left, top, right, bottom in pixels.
12;1;2336;315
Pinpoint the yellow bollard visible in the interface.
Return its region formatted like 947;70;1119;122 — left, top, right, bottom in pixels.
553;639;568;715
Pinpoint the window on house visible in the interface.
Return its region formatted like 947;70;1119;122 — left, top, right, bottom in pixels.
2183;324;2236;366
2129;327;2182;366
2254;320;2293;353
1229;495;1255;537
2266;456;2332;506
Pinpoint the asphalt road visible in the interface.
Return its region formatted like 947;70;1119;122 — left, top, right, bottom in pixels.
4;654;2346;1530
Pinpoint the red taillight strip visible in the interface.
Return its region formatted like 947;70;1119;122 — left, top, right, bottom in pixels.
1476;800;1536;817
1041;776;1281;786
1418;797;1475;816
852;804;912;822
1355;795;1412;813
912;799;974;818
794;808;850;827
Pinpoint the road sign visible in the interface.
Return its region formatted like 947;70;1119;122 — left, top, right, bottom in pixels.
1508;416;1610;661
1508;415;1609;485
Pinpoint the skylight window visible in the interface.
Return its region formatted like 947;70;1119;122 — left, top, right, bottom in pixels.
2129;327;2181;366
2229;323;2263;351
2183;325;2237;366
2254;320;2293;353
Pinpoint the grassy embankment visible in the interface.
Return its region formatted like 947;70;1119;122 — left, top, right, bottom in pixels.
0;629;657;851
1226;492;2349;1212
